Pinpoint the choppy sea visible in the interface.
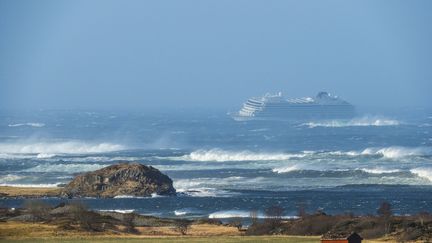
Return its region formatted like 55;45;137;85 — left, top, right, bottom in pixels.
1;109;432;219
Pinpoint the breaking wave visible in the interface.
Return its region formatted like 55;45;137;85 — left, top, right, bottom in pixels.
360;146;432;159
177;149;303;162
359;168;401;174
272;165;300;174
410;168;432;182
25;163;106;173
208;210;297;219
302;117;400;128
0;174;26;183
175;177;246;197
167;146;430;164
8;123;45;128
99;209;135;214
0;141;125;154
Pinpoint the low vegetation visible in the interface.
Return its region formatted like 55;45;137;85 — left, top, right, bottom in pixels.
1;200;432;242
246;202;432;242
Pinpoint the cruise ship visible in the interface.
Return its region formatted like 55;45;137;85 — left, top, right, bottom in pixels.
232;91;355;121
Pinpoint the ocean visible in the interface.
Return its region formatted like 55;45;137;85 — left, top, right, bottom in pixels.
1;109;432;219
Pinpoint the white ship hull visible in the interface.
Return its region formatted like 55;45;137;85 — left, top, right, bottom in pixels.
232;92;355;121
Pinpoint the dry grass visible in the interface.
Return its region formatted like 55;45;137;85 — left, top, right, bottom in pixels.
0;222;399;242
0;221;320;242
0;186;60;197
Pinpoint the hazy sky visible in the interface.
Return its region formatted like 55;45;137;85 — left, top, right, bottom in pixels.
1;0;431;110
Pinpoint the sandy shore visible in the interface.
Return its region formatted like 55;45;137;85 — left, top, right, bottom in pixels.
0;186;61;198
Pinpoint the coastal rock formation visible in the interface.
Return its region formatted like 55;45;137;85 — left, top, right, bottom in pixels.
60;163;175;198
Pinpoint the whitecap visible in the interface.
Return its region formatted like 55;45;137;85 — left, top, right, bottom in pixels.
360;168;401;174
272;165;300;174
113;195;146;199
174;210;189;216
175;149;302;162
0;141;125;154
8;123;45;128
36;153;57;159
302;117;400;128
99;209;135;214
410;168;432;182
24;163;105;173
0;174;26;183
361;146;432;159
208;210;298;219
209;210;251;218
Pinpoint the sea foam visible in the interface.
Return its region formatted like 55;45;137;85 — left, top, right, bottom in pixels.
178;149;302;162
99;209;135;214
272;165;300;174
302;117;400;128
0;141;125;154
361;146;432;159
359;168;401;174
8;123;45;128
25;163;106;173
0;174;26;183
208;210;297;219
411;168;432;182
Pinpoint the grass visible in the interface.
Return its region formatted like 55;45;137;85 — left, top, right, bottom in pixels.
0;186;60;197
0;222;321;242
0;218;394;243
0;236;321;243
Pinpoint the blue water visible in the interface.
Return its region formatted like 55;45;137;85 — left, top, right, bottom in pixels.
1;109;432;218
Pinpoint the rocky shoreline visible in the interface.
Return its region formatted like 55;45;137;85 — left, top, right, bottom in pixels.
1;163;176;199
2;163;432;241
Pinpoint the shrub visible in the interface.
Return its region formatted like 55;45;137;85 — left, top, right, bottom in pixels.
23;200;52;221
174;219;191;235
68;201;100;231
227;217;242;230
398;228;423;242
360;224;386;239
123;213;139;234
265;205;284;228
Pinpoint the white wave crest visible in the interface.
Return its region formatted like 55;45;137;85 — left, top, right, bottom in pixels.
8;123;45;128
361;146;432;159
174;177;252;197
303;117;400;128
99;209;135;214
209;210;297;219
174;210;188;216
0;141;125;154
36;153;57;159
178;149;302;162
360;168;401;174
411;168;432;182
113;195;146;199
0;174;26;183
209;210;251;219
25;163;105;173
272;165;300;174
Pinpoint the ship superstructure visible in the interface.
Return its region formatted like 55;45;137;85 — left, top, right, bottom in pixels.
233;92;355;121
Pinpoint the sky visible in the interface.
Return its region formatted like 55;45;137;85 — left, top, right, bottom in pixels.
0;0;431;110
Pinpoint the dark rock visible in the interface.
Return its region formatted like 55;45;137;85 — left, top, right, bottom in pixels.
60;163;176;198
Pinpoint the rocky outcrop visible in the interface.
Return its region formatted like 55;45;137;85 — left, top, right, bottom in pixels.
60;163;175;198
